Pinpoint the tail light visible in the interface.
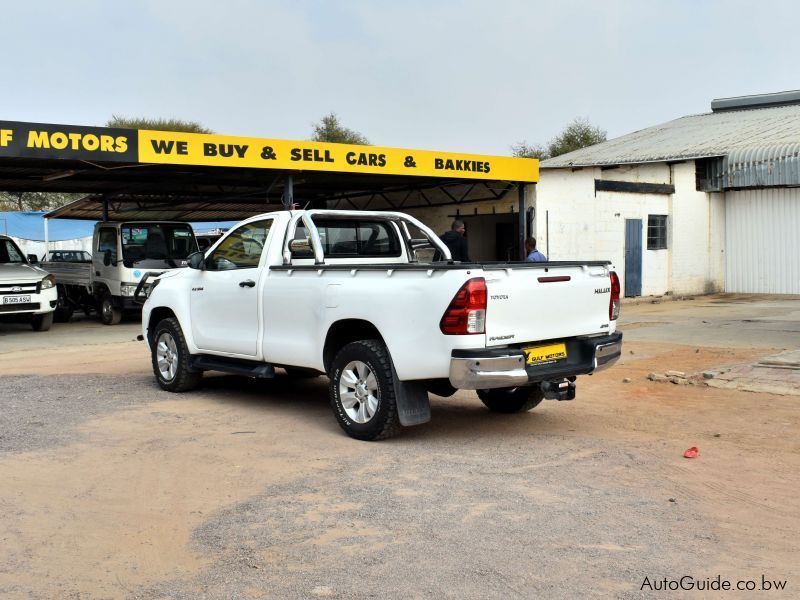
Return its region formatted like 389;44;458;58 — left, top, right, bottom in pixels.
440;277;487;335
609;271;621;320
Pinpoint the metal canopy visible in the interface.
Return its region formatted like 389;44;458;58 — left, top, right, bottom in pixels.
41;175;519;222
0;120;538;223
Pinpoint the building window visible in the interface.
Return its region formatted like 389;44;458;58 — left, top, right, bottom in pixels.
647;215;668;250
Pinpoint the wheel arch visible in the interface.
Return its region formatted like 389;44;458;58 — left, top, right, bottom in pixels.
323;319;385;375
147;306;179;344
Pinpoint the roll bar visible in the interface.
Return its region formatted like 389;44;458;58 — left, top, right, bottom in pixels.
282;210;452;265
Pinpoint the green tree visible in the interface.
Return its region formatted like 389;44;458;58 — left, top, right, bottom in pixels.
546;117;606;158
106;115;212;133
510;141;548;159
511;117;607;160
311;112;370;145
0;191;79;212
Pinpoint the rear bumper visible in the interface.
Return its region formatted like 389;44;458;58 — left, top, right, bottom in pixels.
448;332;623;390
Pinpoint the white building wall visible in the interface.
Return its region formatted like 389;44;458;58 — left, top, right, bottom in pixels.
669;161;721;294
537;161;724;297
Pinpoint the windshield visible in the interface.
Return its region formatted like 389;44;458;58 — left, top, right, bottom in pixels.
0;239;26;264
120;224;198;267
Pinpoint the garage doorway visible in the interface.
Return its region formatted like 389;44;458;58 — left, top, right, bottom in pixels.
453;213;518;261
725;188;800;294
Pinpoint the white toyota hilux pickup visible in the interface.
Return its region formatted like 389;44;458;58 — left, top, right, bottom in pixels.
139;210;622;440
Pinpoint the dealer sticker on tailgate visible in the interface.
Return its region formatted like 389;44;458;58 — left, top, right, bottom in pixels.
522;342;567;365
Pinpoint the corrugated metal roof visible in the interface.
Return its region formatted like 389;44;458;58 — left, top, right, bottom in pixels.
541;104;800;169
721;143;800;188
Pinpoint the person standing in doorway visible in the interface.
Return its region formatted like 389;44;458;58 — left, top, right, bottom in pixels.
440;219;470;262
525;237;547;262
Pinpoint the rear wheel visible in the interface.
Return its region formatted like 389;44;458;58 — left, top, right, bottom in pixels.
31;312;54;332
99;293;122;325
329;339;401;441
151;317;202;392
477;385;544;413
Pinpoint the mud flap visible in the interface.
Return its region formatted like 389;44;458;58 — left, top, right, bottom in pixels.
392;372;431;426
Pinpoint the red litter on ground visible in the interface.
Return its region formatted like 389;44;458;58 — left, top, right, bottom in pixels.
683;447;699;459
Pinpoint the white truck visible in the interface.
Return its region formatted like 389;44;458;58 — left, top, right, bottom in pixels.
42;221;198;324
139;210;622;440
0;235;57;331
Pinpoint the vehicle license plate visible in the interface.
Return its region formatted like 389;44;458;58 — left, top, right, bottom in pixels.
522;342;567;365
2;295;31;304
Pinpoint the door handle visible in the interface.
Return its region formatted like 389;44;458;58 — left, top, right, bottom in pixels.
239;279;256;288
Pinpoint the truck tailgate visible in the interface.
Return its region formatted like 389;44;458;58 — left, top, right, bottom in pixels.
483;263;613;347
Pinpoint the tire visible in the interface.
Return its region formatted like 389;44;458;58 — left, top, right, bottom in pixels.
284;366;321;379
31;312;54;332
329;339;401;441
99;293;122;325
151;317;202;392
477;385;544;413
53;286;74;323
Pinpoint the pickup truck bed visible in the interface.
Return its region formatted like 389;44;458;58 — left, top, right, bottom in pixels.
40;261;92;287
140;209;623;441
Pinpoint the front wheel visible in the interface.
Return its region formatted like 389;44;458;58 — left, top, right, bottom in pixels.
151;317;202;392
329;339;401;441
477;385;544;413
99;294;122;325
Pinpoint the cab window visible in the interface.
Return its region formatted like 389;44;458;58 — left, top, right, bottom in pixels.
97;228;117;263
292;219;401;258
206;220;272;270
0;238;25;263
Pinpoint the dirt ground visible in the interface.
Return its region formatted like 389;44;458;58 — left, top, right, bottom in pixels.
0;296;798;598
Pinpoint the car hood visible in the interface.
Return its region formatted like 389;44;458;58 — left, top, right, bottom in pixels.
0;262;48;282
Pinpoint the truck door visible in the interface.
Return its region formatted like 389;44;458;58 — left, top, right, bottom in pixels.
94;226;118;290
190;219;273;356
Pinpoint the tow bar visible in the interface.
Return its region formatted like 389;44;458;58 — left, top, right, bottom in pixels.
541;378;576;401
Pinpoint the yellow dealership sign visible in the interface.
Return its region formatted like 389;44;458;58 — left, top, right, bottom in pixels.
0;120;538;182
138;130;538;182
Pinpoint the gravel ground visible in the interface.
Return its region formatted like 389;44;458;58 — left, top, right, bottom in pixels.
3;326;797;599
139;433;714;599
1;372;716;599
0;373;157;454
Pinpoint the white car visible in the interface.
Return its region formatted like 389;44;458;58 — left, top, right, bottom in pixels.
140;210;622;440
0;235;57;331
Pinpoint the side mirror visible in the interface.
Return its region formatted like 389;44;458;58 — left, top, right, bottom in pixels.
187;251;206;270
27;254;39;264
289;238;314;258
103;250;112;266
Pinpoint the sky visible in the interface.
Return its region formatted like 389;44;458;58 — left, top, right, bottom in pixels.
2;0;799;156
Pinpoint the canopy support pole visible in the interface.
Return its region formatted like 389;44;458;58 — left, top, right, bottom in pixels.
282;174;294;210
44;217;49;260
518;183;526;260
